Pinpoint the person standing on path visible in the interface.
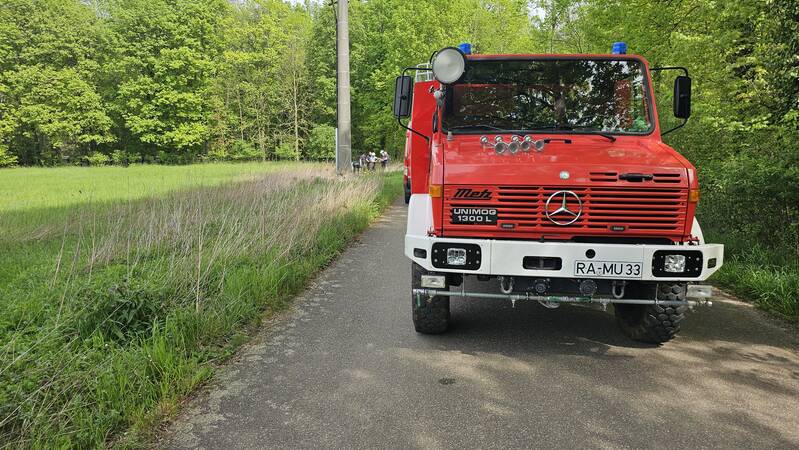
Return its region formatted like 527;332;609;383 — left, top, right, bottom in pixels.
367;152;376;171
380;150;389;170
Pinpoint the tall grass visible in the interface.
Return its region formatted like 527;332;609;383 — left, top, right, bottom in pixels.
708;244;799;320
0;167;402;447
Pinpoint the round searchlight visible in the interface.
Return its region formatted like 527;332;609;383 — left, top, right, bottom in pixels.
431;47;466;85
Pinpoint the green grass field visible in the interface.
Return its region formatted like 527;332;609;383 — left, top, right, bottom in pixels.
0;162;292;213
0;163;402;448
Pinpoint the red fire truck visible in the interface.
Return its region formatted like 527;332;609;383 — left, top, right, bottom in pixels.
393;43;723;343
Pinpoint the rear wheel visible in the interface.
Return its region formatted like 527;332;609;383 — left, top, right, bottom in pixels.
615;283;687;344
404;178;411;204
411;262;450;334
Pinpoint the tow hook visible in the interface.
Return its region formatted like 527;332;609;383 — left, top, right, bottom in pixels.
499;276;515;294
612;280;626;299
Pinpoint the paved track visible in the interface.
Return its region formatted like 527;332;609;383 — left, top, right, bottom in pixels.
163;201;799;449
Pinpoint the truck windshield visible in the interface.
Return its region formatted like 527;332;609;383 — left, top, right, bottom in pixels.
442;58;653;135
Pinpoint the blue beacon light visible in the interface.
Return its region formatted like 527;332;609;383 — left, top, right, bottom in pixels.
611;42;627;54
458;42;472;55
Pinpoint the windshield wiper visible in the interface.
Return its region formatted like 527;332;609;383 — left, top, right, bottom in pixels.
566;126;617;142
446;124;515;133
528;125;617;142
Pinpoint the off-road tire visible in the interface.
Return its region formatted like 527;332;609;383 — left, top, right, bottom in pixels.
411;262;450;334
404;178;411;204
615;283;687;344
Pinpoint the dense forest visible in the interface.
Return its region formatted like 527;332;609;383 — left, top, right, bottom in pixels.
0;0;547;166
0;1;795;167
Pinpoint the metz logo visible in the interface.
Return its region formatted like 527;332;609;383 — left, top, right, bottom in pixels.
453;188;492;200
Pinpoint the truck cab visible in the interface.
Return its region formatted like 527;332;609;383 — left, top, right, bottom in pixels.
394;44;723;343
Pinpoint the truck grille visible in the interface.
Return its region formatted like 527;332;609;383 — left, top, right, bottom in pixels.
444;185;688;237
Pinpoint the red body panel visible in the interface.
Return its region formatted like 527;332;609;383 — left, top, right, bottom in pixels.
403;129;411;185
408;81;436;195
405;53;699;243
442;135;686;186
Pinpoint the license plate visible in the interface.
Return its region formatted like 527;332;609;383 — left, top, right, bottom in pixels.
451;207;497;224
575;260;642;278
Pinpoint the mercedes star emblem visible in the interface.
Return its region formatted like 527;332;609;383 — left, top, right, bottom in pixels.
545;191;583;225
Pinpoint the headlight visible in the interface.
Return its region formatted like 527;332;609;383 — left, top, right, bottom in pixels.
446;248;467;266
421;275;446;288
652;250;703;277
431;47;466;84
664;254;687;273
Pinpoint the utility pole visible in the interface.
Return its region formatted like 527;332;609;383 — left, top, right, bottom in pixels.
335;0;352;175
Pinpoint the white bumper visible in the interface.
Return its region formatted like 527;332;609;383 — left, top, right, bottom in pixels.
405;234;724;282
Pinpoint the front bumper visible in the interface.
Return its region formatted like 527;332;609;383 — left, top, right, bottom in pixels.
406;235;723;281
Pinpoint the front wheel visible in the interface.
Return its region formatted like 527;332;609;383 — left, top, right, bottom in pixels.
615;283;687;344
411;263;450;334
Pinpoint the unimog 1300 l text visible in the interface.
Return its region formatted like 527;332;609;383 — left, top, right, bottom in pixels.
393;43;723;343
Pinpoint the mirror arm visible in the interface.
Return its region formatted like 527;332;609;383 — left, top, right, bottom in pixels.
651;66;690;137
650;66;689;77
661;118;688;136
398;66;432;143
398;117;430;143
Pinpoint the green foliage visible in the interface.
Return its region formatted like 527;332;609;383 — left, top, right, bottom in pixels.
111;149;133;166
346;0;541;154
274;141;300;160
228;139;261;161
306;124;336;160
205;146;228;162
108;0;227;159
0;147;16;167
84;151;110;166
0;0;113;165
73;274;170;342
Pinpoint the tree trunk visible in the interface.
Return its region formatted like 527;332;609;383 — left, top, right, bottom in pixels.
259;126;266;162
293;70;300;160
236;88;245;142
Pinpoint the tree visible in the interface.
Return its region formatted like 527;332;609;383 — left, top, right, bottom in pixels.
12;66;113;163
210;0;313;161
276;7;311;160
306;124;336;160
0;0;112;165
106;0;228;162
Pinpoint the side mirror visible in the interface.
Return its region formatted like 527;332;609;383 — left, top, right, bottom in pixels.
673;75;691;119
393;76;413;118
